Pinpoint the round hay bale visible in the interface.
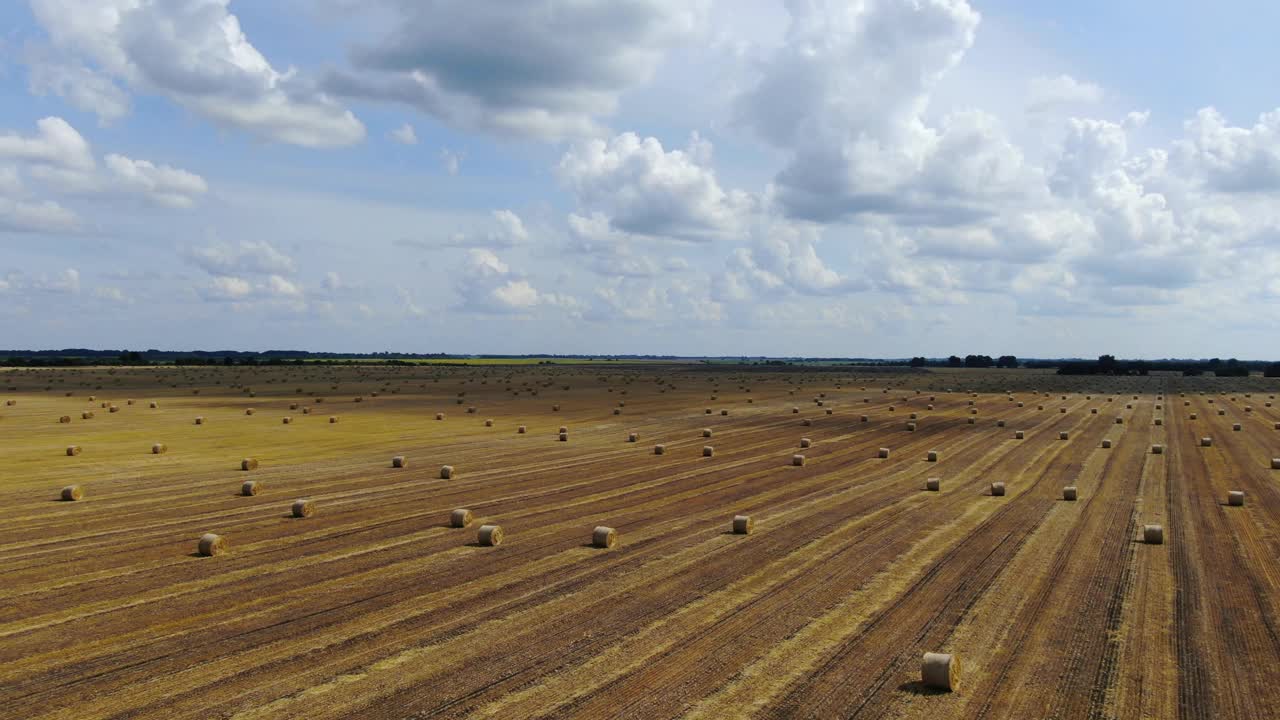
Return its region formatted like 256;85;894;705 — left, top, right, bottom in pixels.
450;508;473;527
329;416;338;423
878;447;890;458
58;415;71;424
1233;423;1242;431
486;418;495;426
732;515;753;534
926;477;940;492
907;422;917;432
392;455;407;468
721;409;729;416
1190;413;1198;420
478;524;503;546
921;652;960;691
1091;408;1098;414
825;408;833;415
792;407;800;413
552;404;560;412
703;428;713;438
66;445;82;456
440;465;454;479
1143;524;1164;544
1155;418;1163;426
1201;437;1213;447
1102;439;1113;449
291;499;315;518
60;485;83;501
1271;458;1280;470
860;415;869;422
289;403;299;410
194;416;205;425
654;444;665;455
592;526;618;549
1218;409;1226;416
1063;486;1078;501
792;454;806;466
1115;417;1123;424
703;445;714;457
152;443;167;454
1059;431;1069;440
1151;444;1164;454
467;406;477;414
559;431;568;442
628;431;638;442
559;426;568;434
1060;408;1067;414
245;408;255;415
800;438;812;448
241;458;259;471
436;413;445;420
198;533;226;557
282;417;292;424
1228;491;1245;507
991;482;1006;496
927;450;938;462
241;480;261;496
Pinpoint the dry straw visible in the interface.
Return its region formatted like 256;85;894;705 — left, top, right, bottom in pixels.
440;465;454;479
478;524;504;546
241;458;259;471
451;508;473;527
241;480;261;496
292;499;315;518
66;445;81;456
921;652;960;691
592;526;618;549
392;455;407;468
152;443;167;454
198;533;226;557
61;485;83;501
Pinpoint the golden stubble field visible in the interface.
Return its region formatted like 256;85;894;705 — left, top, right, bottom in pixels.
1;363;1279;719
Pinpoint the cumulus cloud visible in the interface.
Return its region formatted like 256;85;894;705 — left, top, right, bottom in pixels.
324;0;708;139
0;197;81;233
558;132;752;241
29;0;365;147
201;275;253;301
1173;108;1280;192
186;239;297;276
454;248;570;314
24;46;131;125
0;116;95;172
105;153;208;207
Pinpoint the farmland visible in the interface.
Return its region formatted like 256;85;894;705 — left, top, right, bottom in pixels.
1;364;1278;719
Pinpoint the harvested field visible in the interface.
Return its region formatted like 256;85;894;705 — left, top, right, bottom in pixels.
1;365;1279;719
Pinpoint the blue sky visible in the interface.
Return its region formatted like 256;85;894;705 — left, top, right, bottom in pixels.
1;0;1278;358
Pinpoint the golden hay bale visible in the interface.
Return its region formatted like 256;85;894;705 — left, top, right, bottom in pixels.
703;445;714;457
478;524;504;546
1063;486;1078;501
800;438;812;448
152;443;167;454
1151;444;1164;454
195;416;205;425
825;408;833;415
291;499;315;518
553;404;561;412
440;465;454;479
802;418;812;426
720;409;729;416
1199;436;1214;447
1102;439;1113;449
1233;423;1242;431
467;406;477;414
485;418;495;426
450;508;473;528
241;458;259;471
559;431;568;442
4;399;14;406
81;411;94;419
282;417;292;424
860;415;869;422
392;455;407;468
60;485;83;501
878;447;890;458
329;416;338;423
733;515;753;534
290;403;299;410
996;420;1006;427
921;652;960;691
592;526;618;549
1218;409;1226;416
241;480;261;496
613;408;621;415
519;425;528;434
991;482;1006;496
198;533;226;557
1228;491;1245;507
1154;418;1163;426
58;415;71;424
1060;408;1067;414
792;454;806;466
108;405;120;413
703;428;713;438
88;395;95;401
1115;417;1123;424
654;444;666;455
1143;524;1164;544
1059;431;1069;440
1190;413;1198;420
926;477;940;492
927;450;938;462
302;407;311;415
559;426;568;434
792;407;800;414
628;431;638;442
149;401;158;409
245;408;255;415
1272;458;1280;470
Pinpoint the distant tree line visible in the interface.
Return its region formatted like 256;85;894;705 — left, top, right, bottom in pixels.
909;355;1020;369
1055;355;1273;377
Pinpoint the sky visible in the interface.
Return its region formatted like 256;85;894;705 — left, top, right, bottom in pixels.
1;0;1279;359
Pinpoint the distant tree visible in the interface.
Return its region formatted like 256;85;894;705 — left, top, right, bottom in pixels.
964;354;994;368
909;357;927;368
947;355;963;368
1264;363;1280;378
996;355;1019;369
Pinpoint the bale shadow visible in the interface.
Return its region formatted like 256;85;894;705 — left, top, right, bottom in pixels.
898;680;950;696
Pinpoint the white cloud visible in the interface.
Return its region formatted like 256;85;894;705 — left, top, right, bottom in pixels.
202;275;253;301
31;268;81;294
0;197;81;233
389;122;418;145
0;116;95;171
1026;74;1104;114
186;239;297;276
1172;107;1280;192
93;285;129;303
454;248;565;314
105;153;208;207
266;274;302;298
24;46;131;124
323;0;709;139
558;132;751;240
440;147;463;175
29;0;365;147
